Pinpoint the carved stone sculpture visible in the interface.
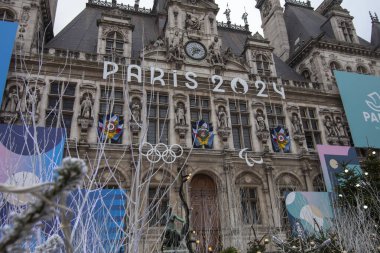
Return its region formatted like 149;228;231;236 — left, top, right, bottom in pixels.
256;109;266;131
168;31;184;62
291;113;303;134
4;88;19;112
175;102;186;126
131;99;141;122
185;13;202;30
25;89;39;113
334;117;346;137
80;96;93;119
324;115;337;137
209;37;224;65
217;106;228;129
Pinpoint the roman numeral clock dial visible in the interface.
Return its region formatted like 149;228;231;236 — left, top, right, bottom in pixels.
185;41;207;60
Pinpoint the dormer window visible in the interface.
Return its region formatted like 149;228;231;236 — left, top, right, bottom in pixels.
357;65;367;74
256;54;270;76
0;8;16;21
106;32;124;55
341;21;354;43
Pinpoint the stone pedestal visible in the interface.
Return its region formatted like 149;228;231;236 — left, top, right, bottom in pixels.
77;117;93;143
175;124;189;147
327;136;350;146
130;121;141;144
217;127;230;149
0;111;18;124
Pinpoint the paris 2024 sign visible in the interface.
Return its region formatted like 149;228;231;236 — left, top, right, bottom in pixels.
335;71;380;148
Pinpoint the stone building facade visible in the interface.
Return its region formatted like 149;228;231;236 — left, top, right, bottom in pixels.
1;0;380;252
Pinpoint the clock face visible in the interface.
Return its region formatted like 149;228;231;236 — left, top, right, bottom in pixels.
185;41;207;60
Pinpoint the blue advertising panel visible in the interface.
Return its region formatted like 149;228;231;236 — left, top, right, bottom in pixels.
0;21;18;106
335;71;380;148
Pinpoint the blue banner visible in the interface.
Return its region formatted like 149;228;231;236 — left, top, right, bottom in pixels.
335;71;380;148
0;21;18;106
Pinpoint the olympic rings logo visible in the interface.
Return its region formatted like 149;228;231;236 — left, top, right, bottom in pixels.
140;143;183;164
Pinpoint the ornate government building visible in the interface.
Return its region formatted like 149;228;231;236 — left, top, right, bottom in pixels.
1;0;380;252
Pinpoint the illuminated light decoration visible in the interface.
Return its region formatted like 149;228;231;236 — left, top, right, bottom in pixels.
103;61;286;98
140;142;183;164
191;120;214;149
238;148;263;167
271;126;290;153
98;114;124;141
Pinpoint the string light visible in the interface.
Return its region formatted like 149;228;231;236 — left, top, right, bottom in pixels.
363;205;368;209
344;169;349;173
365;172;369;176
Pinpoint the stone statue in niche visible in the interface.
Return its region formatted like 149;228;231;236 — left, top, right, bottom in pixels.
153;36;165;48
4;87;20;112
209;37;224;65
25;89;39;113
324;115;336;136
185;13;203;30
217;106;228;129
175;102;186;126
131;98;141;122
256;109;267;131
291;113;303;134
334;117;346;137
168;31;184;61
80;95;93;119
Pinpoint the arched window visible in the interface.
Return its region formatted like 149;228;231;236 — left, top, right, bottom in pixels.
341;21;354;43
346;66;352;72
106;32;124;55
357;65;367;74
330;61;340;76
256;54;270;76
312;174;325;192
301;69;311;81
276;173;301;228
0;8;15;21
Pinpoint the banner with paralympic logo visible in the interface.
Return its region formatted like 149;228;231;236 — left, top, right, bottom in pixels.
335;71;380;148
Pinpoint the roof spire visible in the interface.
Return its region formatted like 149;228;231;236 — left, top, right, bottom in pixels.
112;0;117;7
370;11;379;23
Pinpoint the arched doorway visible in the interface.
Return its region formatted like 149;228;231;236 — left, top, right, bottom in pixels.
190;174;221;253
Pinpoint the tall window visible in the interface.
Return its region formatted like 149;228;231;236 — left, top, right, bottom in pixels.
330;61;340;76
256;54;270;76
357;65;367;74
0;8;15;21
190;96;210;122
99;86;124;144
300;107;321;150
147;91;169;144
341;21;354;43
313;174;325;192
240;188;260;224
346;66;352;72
277;174;301;228
148;187;169;226
266;103;285;130
230;100;252;150
106;32;124;55
301;69;311;81
46;81;76;137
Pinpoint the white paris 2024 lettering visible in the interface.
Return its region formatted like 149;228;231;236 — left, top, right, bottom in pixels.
103;61;286;99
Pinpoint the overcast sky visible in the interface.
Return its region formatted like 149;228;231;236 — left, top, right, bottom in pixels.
54;0;380;42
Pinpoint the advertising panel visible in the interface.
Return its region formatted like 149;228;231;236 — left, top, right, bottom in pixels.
335;71;380;148
0;21;18;106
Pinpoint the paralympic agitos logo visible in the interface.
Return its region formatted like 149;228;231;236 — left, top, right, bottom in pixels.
363;92;380;124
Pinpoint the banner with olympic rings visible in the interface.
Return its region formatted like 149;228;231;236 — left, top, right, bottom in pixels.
140;143;183;164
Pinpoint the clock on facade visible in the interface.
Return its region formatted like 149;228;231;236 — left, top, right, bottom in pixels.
185;41;207;60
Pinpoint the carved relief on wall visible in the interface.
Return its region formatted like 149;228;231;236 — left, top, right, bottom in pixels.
173;93;188;146
320;108;350;146
208;36;224;65
167;31;185;63
262;1;272;18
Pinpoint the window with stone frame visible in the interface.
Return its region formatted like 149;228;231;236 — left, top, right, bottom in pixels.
147;91;169;144
300;107;321;150
106;32;124;55
190;95;210;123
330;61;341;77
98;86;124;144
340;21;354;43
256;54;271;76
0;8;15;21
46;81;76;137
313;174;325;192
147;187;169;226
229;100;252;150
240;187;260;224
346;66;352;72
266;103;285;131
277;174;301;229
357;65;367;74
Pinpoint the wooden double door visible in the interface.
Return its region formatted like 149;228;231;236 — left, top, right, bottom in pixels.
190;174;221;253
